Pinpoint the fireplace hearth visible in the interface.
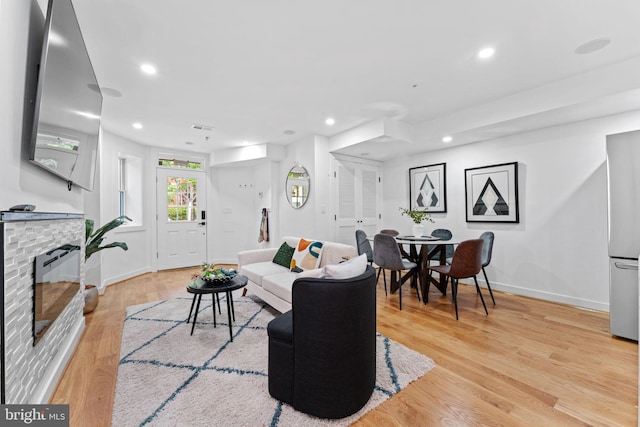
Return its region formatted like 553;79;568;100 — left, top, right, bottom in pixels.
1;214;85;404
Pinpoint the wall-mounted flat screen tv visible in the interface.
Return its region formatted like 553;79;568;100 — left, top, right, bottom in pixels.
29;0;102;191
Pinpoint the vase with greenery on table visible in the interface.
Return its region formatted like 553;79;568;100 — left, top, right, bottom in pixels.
399;207;434;237
83;215;131;313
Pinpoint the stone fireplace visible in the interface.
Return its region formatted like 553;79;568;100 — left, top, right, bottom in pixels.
1;213;85;404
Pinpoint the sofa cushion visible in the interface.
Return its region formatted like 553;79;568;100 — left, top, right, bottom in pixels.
263;271;298;303
290;239;323;271
324;254;368;279
296;268;325;279
272;242;295;268
318;241;358;267
240;262;289;287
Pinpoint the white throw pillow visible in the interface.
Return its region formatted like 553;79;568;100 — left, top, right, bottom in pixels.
323;254;368;280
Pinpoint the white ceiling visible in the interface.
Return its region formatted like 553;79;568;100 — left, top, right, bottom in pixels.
70;0;640;161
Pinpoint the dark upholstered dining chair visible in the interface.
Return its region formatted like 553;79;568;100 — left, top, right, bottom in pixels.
356;229;383;285
373;233;419;308
267;266;376;419
355;229;374;265
426;239;488;320
380;228;411;259
479;231;496;305
428;228;454;264
379;229;400;237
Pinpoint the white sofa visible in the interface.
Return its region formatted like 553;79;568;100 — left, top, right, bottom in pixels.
237;236;358;313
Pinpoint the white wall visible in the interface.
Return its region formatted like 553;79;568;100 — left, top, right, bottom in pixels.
314;136;333;240
276;135;334;242
0;0;84;214
382;110;640;311
210;165;261;263
211;135;334;261
97;131;154;289
278;136;317;239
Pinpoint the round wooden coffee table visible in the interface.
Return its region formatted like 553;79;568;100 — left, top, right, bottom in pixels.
186;274;248;341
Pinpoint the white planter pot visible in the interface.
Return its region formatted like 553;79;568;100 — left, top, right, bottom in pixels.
412;223;424;237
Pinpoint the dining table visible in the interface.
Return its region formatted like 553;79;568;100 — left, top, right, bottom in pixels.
392;235;463;298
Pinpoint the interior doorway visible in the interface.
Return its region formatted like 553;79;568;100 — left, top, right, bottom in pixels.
332;155;382;245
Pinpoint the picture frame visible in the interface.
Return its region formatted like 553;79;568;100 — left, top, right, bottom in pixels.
409;163;447;213
465;162;519;223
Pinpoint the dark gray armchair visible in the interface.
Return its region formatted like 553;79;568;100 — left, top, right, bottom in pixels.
267;266;377;419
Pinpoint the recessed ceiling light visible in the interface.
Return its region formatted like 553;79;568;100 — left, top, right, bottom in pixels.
132;122;143;129
477;47;495;60
442;136;453;143
283;129;296;135
575;37;611;54
140;64;157;75
325;117;336;126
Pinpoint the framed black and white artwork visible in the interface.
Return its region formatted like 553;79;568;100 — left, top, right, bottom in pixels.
465;162;519;223
409;163;447;213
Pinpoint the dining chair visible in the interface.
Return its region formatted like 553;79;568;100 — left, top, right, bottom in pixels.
426;239;488;320
479;231;496;305
373;233;420;309
380;228;412;259
355;230;383;285
428;228;454;263
355;230;374;265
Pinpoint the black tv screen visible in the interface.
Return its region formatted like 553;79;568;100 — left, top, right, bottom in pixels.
29;0;102;191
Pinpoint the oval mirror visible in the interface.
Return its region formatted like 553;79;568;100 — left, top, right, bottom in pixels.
286;165;310;209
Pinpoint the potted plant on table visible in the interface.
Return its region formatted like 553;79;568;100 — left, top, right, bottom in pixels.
399;207;434;237
84;215;132;313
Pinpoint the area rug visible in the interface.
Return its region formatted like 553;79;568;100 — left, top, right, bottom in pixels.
112;293;435;427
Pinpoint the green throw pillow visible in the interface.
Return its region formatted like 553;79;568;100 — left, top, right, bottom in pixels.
272;242;295;268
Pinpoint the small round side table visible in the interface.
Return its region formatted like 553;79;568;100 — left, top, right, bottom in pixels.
186;274;248;341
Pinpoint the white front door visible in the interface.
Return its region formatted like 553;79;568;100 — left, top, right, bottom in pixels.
332;156;381;245
156;168;207;270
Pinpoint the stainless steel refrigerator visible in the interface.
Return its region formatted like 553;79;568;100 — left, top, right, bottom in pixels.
606;130;640;341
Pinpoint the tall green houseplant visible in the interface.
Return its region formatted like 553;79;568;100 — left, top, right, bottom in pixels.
85;215;132;260
83;216;131;314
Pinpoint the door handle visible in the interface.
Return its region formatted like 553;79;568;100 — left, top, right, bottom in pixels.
199;221;206;226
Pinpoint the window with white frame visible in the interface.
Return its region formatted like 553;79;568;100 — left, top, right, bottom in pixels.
118;157;126;217
158;157;202;169
118;154;143;225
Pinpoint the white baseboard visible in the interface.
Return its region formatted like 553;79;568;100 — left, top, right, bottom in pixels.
100;267;152;293
464;278;609;312
28;315;85;404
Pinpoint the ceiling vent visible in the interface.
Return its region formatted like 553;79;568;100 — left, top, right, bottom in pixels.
191;123;215;132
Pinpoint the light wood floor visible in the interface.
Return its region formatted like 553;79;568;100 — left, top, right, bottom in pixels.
51;267;638;426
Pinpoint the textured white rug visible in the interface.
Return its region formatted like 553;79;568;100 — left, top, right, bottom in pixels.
112;293;435;427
